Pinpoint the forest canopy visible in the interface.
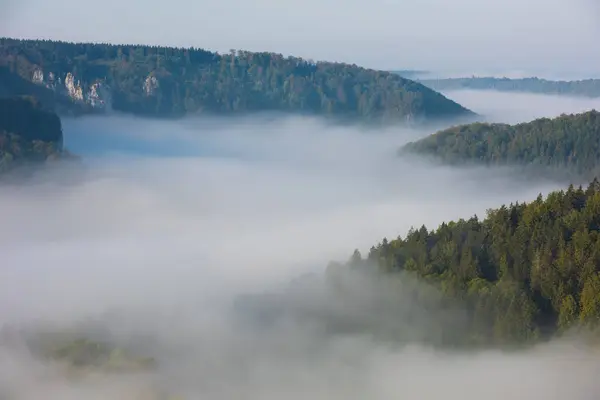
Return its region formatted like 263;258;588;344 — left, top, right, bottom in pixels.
400;110;600;180
0;38;474;123
240;179;600;347
357;179;600;345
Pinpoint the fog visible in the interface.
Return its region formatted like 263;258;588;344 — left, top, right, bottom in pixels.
443;90;600;123
1;91;600;399
409;70;600;81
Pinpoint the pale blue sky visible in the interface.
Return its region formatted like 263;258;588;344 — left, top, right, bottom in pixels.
1;0;599;77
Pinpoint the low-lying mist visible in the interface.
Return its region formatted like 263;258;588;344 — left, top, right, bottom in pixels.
408;70;600;81
442;89;600;123
1;92;598;399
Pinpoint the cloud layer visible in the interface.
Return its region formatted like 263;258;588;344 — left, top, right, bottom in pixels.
1;90;600;398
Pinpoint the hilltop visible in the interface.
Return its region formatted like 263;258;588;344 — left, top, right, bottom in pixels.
0;38;474;124
399;110;600;180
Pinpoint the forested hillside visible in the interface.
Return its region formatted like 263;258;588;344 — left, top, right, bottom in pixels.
0;38;474;123
362;180;600;343
420;76;600;98
401;110;600;179
240;180;600;347
0;96;74;174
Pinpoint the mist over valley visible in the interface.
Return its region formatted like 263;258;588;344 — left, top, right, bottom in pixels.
2;1;600;396
1;89;599;398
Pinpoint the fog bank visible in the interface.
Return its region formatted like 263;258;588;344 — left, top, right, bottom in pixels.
443;90;600;123
0;94;596;398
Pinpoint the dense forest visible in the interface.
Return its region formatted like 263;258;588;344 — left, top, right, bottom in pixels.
400;110;600;179
240;179;600;347
0;38;474;123
420;76;600;98
361;179;600;344
0;96;74;174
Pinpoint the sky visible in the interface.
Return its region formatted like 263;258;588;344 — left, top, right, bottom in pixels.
1;0;599;77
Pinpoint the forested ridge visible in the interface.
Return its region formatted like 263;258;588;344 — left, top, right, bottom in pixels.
240;180;600;347
0;38;473;123
0;96;74;174
400;110;600;179
358;179;600;344
420;76;600;98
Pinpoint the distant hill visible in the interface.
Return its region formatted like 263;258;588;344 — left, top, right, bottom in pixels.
419;76;600;98
0;38;474;124
0;96;75;175
400;110;600;179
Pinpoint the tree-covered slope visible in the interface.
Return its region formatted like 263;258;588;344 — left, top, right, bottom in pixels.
239;180;600;347
0;38;474;123
420;76;600;98
400;110;600;178
0;96;74;174
358;180;600;344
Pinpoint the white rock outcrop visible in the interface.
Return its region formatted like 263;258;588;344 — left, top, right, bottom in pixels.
46;72;56;89
65;72;84;102
143;74;159;96
86;83;104;107
29;66;111;109
32;69;44;84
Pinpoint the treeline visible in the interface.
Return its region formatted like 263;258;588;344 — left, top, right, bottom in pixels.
420;76;600;98
0;38;473;123
0;96;73;174
239;180;600;347
401;110;600;179
351;179;600;345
